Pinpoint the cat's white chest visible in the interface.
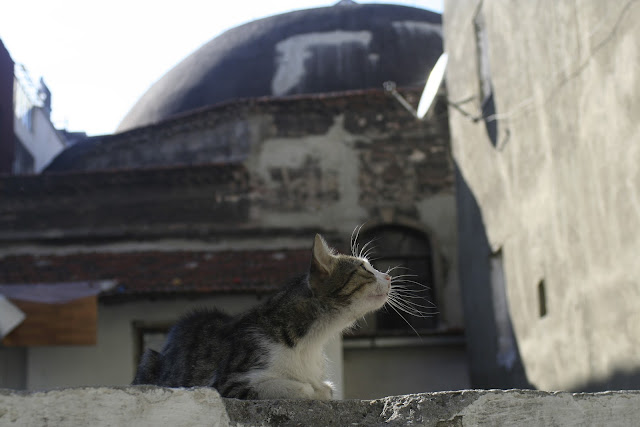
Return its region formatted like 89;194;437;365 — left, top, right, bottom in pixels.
241;337;331;399
268;339;326;384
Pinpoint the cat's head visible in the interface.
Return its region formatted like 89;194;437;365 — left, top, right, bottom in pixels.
308;234;390;318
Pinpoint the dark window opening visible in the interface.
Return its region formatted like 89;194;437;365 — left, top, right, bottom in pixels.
474;5;499;147
133;322;171;367
538;280;548;318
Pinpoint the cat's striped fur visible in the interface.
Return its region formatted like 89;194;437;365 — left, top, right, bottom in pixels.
132;234;391;399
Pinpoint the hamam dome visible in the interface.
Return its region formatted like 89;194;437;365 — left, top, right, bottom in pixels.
116;1;442;132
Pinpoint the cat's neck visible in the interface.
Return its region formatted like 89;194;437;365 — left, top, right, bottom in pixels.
300;308;352;349
255;283;350;349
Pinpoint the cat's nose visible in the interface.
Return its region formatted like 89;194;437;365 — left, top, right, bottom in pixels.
384;274;391;282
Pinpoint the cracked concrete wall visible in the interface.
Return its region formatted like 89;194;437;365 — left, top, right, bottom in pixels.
2;387;640;426
444;0;640;390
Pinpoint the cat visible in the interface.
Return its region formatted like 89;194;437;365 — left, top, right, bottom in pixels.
132;234;393;399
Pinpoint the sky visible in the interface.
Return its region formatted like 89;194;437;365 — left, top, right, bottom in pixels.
1;0;443;136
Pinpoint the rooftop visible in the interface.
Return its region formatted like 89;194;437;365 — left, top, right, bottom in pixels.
0;249;311;303
117;3;442;131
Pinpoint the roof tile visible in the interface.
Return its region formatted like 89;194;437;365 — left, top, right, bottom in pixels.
0;249;311;303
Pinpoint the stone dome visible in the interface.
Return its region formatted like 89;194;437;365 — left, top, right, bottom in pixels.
116;1;442;132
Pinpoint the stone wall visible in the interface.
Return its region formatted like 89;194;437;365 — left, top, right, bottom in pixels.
2;387;639;426
444;0;640;390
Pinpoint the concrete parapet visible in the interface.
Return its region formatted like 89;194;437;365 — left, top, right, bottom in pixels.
1;387;639;426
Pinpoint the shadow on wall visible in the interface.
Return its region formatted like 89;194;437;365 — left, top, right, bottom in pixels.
455;163;532;389
578;369;640;393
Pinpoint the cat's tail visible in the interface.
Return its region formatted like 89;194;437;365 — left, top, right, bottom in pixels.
132;349;161;385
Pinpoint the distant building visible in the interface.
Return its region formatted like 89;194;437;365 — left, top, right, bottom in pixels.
13;65;65;173
0;39;66;175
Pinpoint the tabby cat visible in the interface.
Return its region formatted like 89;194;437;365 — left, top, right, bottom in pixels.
132;234;395;399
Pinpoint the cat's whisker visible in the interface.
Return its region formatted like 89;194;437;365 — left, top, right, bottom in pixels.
391;291;425;297
389;273;419;279
351;224;364;258
385;301;422;337
391;279;430;288
388;288;438;310
390;283;431;292
358;241;370;258
391;277;426;288
389;288;436;304
350;225;358;257
390;291;431;300
390;281;422;287
391;286;431;295
387;297;437;318
391;301;437;314
358;237;379;260
350;224;365;258
388;292;432;309
389;286;424;293
386;265;410;274
391;299;436;311
363;248;378;262
363;241;378;257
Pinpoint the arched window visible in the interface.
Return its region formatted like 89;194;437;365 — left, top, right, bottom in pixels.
356;224;438;336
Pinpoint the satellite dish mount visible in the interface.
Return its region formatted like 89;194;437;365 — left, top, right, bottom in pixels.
384;53;449;120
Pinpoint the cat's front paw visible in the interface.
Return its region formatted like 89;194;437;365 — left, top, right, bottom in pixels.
298;381;316;398
254;378;316;399
312;381;334;400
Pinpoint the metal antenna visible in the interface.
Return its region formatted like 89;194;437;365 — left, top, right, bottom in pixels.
385;53;493;123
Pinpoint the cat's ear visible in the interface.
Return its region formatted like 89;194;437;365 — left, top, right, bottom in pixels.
311;234;335;275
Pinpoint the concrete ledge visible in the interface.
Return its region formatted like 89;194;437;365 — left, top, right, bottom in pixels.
2;387;639;426
0;386;229;426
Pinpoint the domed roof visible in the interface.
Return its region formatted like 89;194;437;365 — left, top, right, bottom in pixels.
116;1;442;132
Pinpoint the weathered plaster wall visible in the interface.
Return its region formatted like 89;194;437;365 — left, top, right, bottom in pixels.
2;387;639;426
444;0;640;390
43;91;454;245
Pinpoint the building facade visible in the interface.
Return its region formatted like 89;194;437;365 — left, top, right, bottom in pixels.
445;0;640;391
0;39;66;175
13;67;65;173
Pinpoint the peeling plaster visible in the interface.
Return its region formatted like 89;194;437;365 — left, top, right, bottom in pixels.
272;31;373;96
